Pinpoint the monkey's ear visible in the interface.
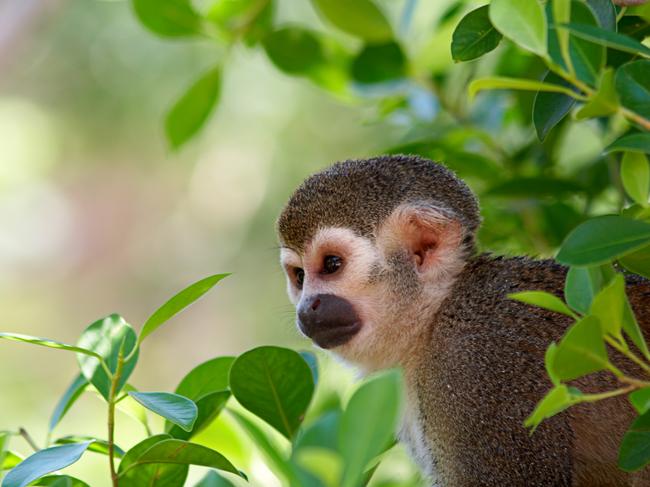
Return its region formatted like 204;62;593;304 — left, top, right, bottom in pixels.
378;204;464;275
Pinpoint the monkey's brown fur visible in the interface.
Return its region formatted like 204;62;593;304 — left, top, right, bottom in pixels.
277;155;650;486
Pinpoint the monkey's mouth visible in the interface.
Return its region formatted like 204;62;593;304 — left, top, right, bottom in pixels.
299;320;362;349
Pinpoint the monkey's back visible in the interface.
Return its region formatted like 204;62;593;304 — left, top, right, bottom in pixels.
416;254;650;487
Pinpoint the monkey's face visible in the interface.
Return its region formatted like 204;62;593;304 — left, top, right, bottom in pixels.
280;204;467;370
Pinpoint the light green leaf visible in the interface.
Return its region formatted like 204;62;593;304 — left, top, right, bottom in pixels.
524;385;581;431
576;68;619;119
49;375;87;432
551;316;609;381
129;392;198;432
606;133;650;154
489;0;547;56
311;0;392;42
622;151;650;207
469;77;580;101
564;22;650;58
193;471;235;487
207;0;274;46
616;60;650;120
2;442;92;487
31;475;90;487
132;0;203;38
139;274;229;344
552;0;571;71
545;343;561;386
263;28;324;75
165;69;222;150
622;297;650;360
589;273;626;339
509;291;577;318
630;388;650;414
76;314;139;402
619;410;650;471
0;431;9;472
1;452;22;471
339;370;402;487
53;436;124;458
0;333;101;361
229;346;314;439
564;264;615;313
620;244;650;279
556;216;650;266
451;6;503;62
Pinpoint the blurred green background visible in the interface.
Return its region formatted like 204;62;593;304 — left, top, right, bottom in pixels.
0;0;631;484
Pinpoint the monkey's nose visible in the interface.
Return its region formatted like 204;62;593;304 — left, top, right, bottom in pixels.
297;294;361;349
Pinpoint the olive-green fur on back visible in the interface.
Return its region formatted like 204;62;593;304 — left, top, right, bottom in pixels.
277;155;480;251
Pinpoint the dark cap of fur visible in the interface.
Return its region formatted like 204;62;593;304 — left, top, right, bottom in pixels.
277;155;481;252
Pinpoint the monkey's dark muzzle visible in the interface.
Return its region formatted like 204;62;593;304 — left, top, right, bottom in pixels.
297;293;361;349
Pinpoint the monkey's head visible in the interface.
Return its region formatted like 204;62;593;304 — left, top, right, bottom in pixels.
277;155;480;370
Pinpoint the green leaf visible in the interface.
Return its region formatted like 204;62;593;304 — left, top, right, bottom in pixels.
229;346;314;439
0;333;102;361
2;452;22;471
469;77;580;101
116;384;150;432
193;471;235;487
552;0;571;69
621;151;650;206
293;410;341;454
451;6;503;62
606;133;650;154
585;0;616;31
167;391;230;440
139;274;228;344
129;392;198;432
564;22;650;58
76;314;139;401
131;0;203;38
489;0;547;56
299;351;319;386
616;60;650;120
630;388;650;414
556;215;650;265
49;375;87;432
589;273;626;339
118;439;243;478
0;431;9;472
545;343;561;386
53;436;124;458
619;410;650;471
165;69;222;150
351;42;406;84
509;291;577;318
2;442;92;487
524;385;581;431
564;264;615;313
551;316;609;381
622;296;650;360
31;475;90;487
207;0;274;46
533;71;576;141
310;0;392;42
485;176;584;197
576;68;619;119
118;434;188;487
228;410;297;484
339;370;402;487
263;28;324;75
620;244;650;278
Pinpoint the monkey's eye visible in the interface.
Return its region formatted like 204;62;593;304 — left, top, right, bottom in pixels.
294;268;305;289
322;255;343;275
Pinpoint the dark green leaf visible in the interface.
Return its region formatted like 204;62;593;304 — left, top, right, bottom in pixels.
2;442;92;487
616;60;650;120
556;215;650;265
533;71;576;141
451;6;502;62
339;370;402;487
118;435;188;487
31;475;90;487
293;410;341;453
49;375;87;432
619;410;650;471
139;274;229;344
351;42;406;84
77;314;139;401
605;133;650;154
630;388;650;414
564;22;650;57
585;0;616;30
132;0;203;38
486;177;584;198
165;69;222;150
167;391;230;440
489;0;547;56
53;436;123;458
311;0;392;42
551;316;609;381
564;264;615;313
129;392;198;432
263;27;324;75
509;291;577;317
193;471;235;487
229;346;314;439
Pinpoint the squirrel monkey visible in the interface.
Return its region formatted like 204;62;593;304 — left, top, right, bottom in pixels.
277;155;650;486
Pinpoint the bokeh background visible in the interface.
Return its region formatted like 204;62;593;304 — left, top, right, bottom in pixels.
0;0;624;484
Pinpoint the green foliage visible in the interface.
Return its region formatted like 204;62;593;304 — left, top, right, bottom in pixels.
128;392;198;432
451;6;502;62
